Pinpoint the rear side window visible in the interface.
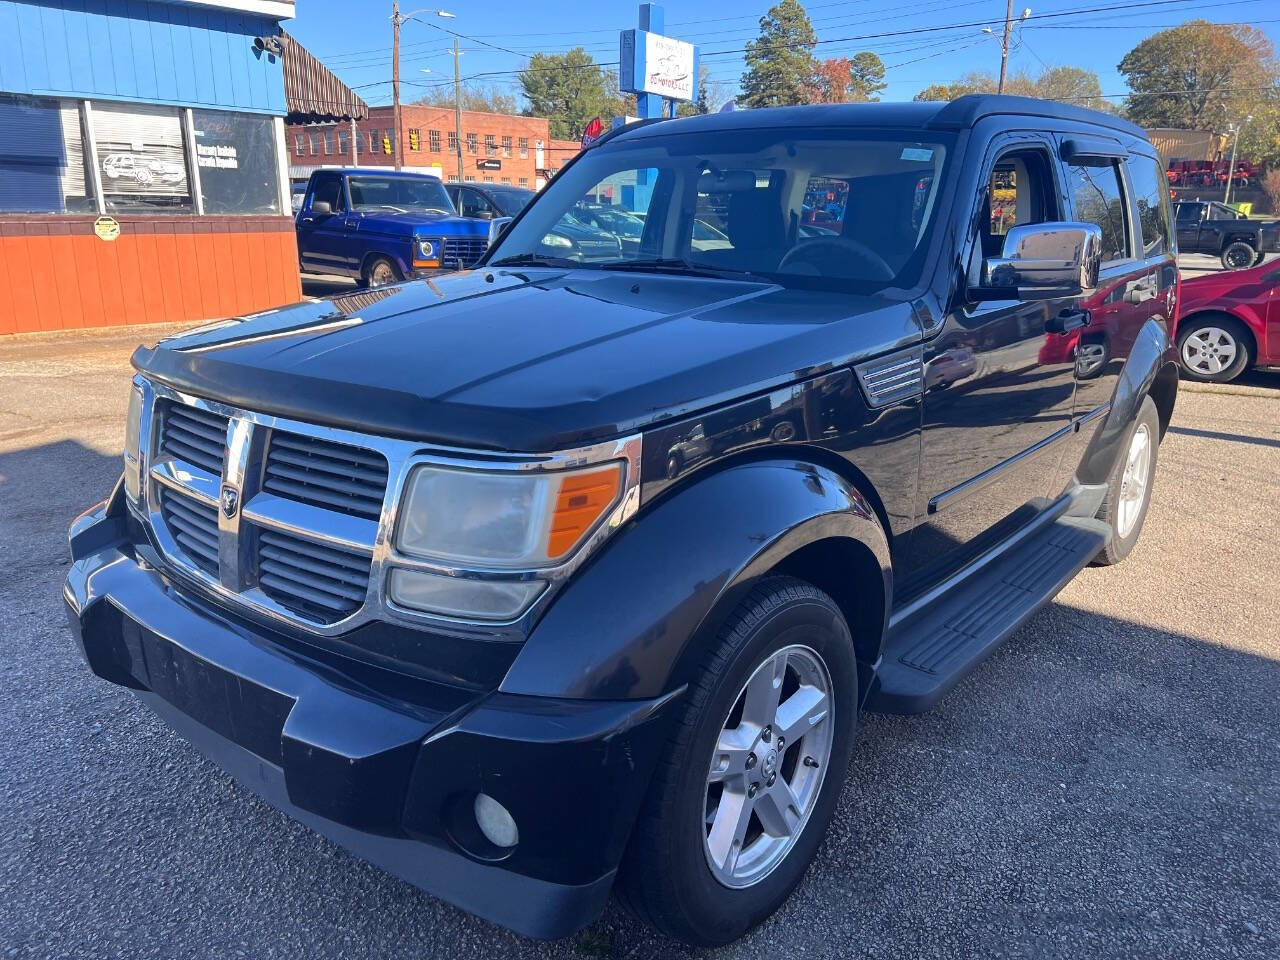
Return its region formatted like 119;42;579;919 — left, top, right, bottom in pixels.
1129;156;1172;257
1067;162;1130;264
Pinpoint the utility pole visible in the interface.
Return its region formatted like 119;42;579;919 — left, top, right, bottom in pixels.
392;1;403;170
453;38;464;183
998;0;1014;94
1224;116;1251;205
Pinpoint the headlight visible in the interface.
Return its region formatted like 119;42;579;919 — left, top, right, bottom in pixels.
415;238;440;263
123;382;144;502
541;233;573;249
389;461;625;620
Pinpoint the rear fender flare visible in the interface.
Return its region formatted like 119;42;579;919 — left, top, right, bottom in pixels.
499;459;891;701
1076;317;1177;486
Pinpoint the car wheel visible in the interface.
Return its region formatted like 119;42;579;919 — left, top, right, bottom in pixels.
1092;395;1160;566
1177;315;1252;383
1253;250;1267;267
616;577;857;947
1221;241;1256;270
666;453;683;480
1074;336;1110;380
361;256;402;288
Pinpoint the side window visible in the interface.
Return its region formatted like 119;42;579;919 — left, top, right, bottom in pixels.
310;175;344;213
973;147;1059;272
1175;203;1201;224
1128;156;1172;257
1067;162;1130;263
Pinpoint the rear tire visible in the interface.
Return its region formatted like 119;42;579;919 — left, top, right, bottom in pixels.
1092;396;1160;566
1221;241;1256;271
616;577;857;947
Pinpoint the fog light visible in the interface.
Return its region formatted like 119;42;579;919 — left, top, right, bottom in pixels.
474;792;518;849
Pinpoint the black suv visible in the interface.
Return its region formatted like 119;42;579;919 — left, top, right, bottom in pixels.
67;96;1179;947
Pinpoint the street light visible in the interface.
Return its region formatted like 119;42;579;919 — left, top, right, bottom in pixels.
984;5;1031;94
390;5;454;170
1224;116;1252;205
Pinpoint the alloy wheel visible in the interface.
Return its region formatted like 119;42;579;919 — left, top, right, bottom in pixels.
1181;327;1237;376
369;260;398;287
1117;422;1152;538
1075;342;1108;378
703;644;834;889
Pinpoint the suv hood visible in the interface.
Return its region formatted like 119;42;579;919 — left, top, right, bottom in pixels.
135;268;921;451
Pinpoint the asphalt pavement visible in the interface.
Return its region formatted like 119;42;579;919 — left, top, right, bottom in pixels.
1;325;1277;960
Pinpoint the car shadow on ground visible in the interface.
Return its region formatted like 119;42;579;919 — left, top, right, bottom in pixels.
5;428;1276;960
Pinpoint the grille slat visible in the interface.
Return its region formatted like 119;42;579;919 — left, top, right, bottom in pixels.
442;237;488;267
263;432;388;521
160;403;229;475
159;489;220;576
256;527;370;623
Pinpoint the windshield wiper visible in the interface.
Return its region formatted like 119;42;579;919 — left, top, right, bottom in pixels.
489;253;576;268
600;258;753;280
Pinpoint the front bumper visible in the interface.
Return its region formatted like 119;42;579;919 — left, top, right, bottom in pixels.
64;500;676;939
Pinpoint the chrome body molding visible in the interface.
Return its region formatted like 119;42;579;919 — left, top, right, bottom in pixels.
128;375;643;641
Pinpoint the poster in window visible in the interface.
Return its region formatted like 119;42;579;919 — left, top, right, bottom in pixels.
92;103;191;211
192;110;282;215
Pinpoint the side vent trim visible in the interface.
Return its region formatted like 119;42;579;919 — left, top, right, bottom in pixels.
854;346;925;408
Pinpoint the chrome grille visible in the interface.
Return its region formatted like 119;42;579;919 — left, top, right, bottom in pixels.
257;527;370;624
159;402;228;474
263;432;388;521
442;237;488;267
158;487;220;576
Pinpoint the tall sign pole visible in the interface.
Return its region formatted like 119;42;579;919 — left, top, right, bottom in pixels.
392;1;403;170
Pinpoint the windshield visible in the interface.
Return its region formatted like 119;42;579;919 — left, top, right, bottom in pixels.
490;127;952;290
488;188;535;216
348;176;453;214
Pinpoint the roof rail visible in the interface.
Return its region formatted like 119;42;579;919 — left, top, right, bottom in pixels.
928;94;1145;138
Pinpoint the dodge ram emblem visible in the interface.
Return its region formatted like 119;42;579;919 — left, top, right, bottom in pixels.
220;485;240;519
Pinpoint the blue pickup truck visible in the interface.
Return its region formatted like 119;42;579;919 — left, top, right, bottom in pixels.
295;169;491;287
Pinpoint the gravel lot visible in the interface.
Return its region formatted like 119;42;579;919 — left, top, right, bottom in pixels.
1;325;1277;960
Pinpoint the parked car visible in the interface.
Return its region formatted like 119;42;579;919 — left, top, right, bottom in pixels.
1173;199;1280;270
444;182;624;262
67;96;1179;948
296;169;490;287
1174;256;1280;381
572;201;646;255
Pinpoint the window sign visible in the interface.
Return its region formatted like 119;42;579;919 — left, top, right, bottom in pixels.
191;109;282;215
0;94;95;213
93;103;191;211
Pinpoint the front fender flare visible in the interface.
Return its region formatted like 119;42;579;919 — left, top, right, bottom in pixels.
500;459;891;701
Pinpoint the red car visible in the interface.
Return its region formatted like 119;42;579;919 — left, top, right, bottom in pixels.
1175;258;1280;381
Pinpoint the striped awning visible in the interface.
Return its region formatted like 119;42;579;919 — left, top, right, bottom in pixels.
281;32;369;124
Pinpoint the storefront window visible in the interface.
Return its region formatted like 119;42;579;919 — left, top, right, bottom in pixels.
93;103;192;212
0;94;95;213
191;109;282;215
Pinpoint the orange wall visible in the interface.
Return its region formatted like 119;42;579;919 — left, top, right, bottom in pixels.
0;216;303;336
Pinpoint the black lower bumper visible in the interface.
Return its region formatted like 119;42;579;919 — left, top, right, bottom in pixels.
64;502;677;940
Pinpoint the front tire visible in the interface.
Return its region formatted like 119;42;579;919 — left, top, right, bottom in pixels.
1221;241;1256;271
1092;396;1160;566
360;256;402;288
1177;315;1252;383
617;577;857;946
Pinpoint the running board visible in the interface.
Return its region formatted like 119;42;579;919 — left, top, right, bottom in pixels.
865;516;1111;714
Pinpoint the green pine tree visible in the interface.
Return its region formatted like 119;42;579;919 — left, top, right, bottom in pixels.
740;0;818;108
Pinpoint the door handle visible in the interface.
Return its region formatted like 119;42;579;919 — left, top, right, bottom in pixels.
1046;308;1090;335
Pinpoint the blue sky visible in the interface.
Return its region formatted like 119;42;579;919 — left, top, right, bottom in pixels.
285;0;1280;111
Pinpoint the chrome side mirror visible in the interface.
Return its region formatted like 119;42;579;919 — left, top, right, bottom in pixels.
974;222;1102;301
309;199;332;215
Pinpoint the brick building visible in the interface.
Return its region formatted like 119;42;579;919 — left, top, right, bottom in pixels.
287;105;583;190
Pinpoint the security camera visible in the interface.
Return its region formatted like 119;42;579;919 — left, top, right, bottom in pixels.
253;35;284;56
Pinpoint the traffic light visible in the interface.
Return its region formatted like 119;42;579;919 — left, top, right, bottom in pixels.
409;130;419;151
382;134;392;155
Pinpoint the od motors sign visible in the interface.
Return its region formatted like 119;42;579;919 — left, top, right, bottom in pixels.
620;29;697;102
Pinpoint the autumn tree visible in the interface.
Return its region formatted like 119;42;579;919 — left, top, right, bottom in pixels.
413;84;518;115
805;52;887;103
740;0;817;108
1119;20;1276;131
